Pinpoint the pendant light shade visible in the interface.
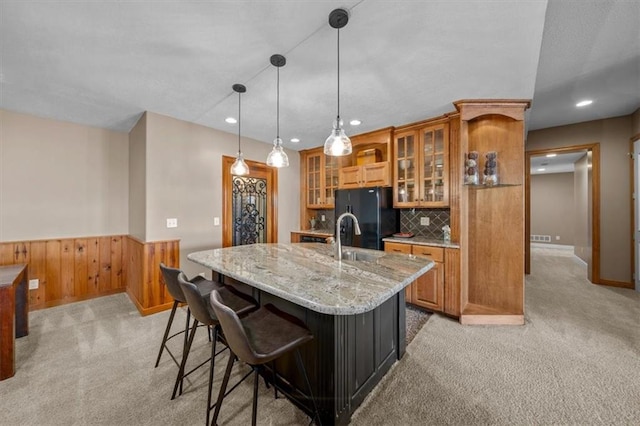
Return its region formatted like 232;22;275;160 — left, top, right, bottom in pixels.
266;54;289;168
230;83;250;176
324;8;352;157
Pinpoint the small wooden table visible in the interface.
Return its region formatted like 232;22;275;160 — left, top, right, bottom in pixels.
0;264;29;380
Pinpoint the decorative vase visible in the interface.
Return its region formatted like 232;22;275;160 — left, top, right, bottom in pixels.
483;151;498;186
464;151;479;185
309;218;317;230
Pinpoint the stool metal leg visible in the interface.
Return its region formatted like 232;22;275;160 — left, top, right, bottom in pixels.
251;368;259;426
211;352;236;426
172;318;199;400
154;300;179;368
205;325;220;426
295;349;322;426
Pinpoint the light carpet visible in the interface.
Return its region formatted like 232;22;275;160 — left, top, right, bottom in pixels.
1;246;638;425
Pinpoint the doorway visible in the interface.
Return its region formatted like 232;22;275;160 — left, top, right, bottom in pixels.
222;156;278;247
525;144;600;283
632;134;640;292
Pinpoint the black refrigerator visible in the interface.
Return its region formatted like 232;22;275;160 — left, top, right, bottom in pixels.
334;187;399;250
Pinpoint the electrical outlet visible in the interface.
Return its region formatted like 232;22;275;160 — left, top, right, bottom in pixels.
213;217;220;226
320;215;326;222
166;218;178;228
29;279;39;290
420;217;430;226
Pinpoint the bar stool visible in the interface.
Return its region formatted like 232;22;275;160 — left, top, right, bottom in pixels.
155;263;218;370
176;273;258;426
209;288;321;426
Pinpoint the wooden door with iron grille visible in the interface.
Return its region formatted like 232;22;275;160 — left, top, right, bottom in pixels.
222;156;278;247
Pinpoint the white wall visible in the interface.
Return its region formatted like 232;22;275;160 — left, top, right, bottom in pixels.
527;115;633;283
0;109;129;241
530;172;575;245
142;112;300;278
128;112;146;241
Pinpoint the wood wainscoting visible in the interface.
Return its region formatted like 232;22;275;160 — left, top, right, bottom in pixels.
0;235;180;315
0;236;127;310
124;236;180;316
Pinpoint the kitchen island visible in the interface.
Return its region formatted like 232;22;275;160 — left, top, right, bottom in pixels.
188;243;434;425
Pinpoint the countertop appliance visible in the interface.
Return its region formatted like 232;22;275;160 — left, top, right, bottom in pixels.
334;187;398;250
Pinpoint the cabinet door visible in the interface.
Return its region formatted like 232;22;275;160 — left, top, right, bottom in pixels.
362;162;390;187
393;131;420;207
306;153;323;208
324;155;340;207
339;166;362;189
412;262;444;311
411;245;444;312
420;124;449;207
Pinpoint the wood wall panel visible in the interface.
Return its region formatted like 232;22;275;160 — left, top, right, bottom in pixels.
0;236;128;310
125;236;179;316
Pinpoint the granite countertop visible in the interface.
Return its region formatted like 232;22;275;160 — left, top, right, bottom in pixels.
383;236;460;249
188;243;433;316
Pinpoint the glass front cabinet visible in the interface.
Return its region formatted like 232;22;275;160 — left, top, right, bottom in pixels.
304;147;341;209
393;122;449;208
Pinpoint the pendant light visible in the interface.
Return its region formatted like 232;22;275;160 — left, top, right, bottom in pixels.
324;8;352;157
266;54;289;168
230;83;250;176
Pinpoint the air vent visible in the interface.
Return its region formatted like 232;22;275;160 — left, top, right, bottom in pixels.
530;234;551;242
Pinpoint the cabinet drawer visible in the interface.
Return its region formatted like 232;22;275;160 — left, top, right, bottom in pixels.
411;245;444;262
384;242;412;254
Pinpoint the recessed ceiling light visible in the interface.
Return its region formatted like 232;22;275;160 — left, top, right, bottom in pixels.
576;100;593;107
290;138;300;143
537;168;546;172
545;153;557;158
225;117;237;124
349;119;362;126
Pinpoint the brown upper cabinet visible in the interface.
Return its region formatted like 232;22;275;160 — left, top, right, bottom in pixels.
393;122;449;208
338;127;393;189
302;147;344;209
301;127;393;209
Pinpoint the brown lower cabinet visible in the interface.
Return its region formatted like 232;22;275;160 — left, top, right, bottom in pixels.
384;241;458;316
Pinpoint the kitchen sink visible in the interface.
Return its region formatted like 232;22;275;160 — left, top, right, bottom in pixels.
341;250;381;262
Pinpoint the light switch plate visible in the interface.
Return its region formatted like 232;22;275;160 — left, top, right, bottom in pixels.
29;279;39;290
420;217;430;226
214;217;220;226
166;218;178;228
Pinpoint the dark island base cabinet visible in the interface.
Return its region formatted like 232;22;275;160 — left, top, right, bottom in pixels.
217;274;406;425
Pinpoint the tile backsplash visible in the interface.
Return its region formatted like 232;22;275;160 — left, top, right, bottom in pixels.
306;207;450;239
400;208;450;239
308;209;334;232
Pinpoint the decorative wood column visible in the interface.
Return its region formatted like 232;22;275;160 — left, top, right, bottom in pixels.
454;99;531;325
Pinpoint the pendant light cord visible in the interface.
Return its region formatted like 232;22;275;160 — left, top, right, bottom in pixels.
238;91;241;153
337;28;341;122
276;66;280;138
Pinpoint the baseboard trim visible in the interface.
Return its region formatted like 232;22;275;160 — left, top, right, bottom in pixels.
125;288;174;316
597;279;634;289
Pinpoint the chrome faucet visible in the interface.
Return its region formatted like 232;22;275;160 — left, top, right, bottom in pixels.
335;212;361;261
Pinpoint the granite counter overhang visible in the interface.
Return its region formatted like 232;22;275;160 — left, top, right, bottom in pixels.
188;243;434;316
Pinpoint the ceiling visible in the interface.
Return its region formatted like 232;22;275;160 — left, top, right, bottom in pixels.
1;1;638;152
530;151;587;175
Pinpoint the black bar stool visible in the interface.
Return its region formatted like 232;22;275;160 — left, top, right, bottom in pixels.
209;288;321;426
155;263;218;371
176;273;258;426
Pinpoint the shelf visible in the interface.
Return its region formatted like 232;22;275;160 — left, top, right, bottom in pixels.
463;183;521;189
